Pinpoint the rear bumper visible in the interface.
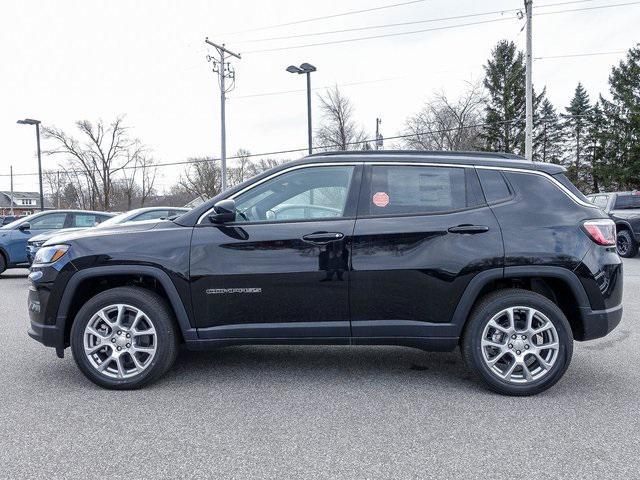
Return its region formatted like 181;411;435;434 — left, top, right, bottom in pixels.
577;304;623;341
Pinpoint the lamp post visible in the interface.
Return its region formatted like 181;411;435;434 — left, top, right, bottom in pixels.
286;63;316;155
17;118;44;212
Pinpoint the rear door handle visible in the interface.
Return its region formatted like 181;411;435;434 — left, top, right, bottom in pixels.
302;232;344;244
447;224;490;234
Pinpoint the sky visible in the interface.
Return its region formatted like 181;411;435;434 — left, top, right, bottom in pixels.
0;0;638;193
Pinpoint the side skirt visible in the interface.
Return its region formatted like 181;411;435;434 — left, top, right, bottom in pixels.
185;336;459;352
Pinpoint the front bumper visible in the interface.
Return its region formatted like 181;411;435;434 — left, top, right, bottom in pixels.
28;283;65;349
577;304;623;341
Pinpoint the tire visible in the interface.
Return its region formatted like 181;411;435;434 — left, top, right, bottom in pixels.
70;286;179;389
461;289;573;396
0;253;6;275
616;229;638;258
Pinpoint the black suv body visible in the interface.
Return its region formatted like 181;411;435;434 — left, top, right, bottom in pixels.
27;152;623;395
587;191;640;258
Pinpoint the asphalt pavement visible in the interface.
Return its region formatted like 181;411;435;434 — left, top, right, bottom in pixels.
1;261;639;479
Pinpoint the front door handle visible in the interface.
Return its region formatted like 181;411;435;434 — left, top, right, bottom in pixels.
302;232;344;244
447;224;490;234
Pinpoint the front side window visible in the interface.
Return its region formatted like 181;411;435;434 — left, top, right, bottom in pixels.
233;165;355;223
29;213;67;230
614;194;640;210
366;165;483;216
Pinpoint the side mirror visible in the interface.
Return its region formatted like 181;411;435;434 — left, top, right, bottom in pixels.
18;222;31;232
209;199;236;224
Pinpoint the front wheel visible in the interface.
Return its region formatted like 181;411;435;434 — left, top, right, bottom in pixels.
616;229;638;258
462;289;573;396
70;286;179;389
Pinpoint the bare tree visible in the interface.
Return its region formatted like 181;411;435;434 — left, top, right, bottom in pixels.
315;86;367;151
139;155;157;207
178;158;222;201
403;81;485;151
43;117;139;210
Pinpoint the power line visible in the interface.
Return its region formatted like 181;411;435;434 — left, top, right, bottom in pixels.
3;114;621;179
243;1;640;54
236;0;595;44
220;0;430;36
535;50;627;60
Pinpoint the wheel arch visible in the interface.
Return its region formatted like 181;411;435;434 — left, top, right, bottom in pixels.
615;220;633;233
57;266;197;346
452;266;591;340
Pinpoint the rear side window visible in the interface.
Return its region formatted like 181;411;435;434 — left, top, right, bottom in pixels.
477;169;512;204
614;194;640;209
592;195;608;208
72;213;99;227
552;173;590;203
366;165;484;216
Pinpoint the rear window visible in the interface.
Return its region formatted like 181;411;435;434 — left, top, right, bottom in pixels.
477;169;512;203
366;165;484;216
614;194;640;210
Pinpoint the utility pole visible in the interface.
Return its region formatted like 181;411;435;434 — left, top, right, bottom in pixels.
205;38;241;192
10;166;14;216
56;170;61;208
17;118;44;210
375;118;383;150
286;63;316;155
524;0;533;161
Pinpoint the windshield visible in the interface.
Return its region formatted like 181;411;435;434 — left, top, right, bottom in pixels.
0;212;41;230
94;211;131;228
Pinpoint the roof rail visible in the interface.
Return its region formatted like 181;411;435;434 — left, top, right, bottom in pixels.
306;150;524;160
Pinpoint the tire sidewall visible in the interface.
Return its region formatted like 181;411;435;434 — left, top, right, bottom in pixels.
617;230;637;258
464;291;573;395
0;254;6;274
71;287;175;389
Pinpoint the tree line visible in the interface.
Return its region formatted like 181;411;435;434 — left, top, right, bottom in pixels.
41;40;640;211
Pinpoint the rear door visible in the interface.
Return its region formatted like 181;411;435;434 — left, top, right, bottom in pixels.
350;163;503;340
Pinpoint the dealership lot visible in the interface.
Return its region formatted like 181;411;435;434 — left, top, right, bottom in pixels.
1;261;639;479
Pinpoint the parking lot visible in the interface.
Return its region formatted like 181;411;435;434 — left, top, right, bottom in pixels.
0;261;638;479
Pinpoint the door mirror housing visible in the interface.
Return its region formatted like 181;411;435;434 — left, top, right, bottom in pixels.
209;199;236;224
18;222;31;232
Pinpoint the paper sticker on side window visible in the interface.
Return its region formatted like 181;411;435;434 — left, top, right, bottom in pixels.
372;192;390;207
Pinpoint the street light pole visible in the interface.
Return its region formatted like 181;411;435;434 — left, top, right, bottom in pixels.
524;0;533;161
306;71;312;155
17;118;44;211
287;63;317;155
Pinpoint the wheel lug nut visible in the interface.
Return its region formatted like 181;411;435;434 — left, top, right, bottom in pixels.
508;344;513;349
521;335;526;340
525;344;530;349
516;350;521;355
126;343;131;348
111;338;116;343
117;346;122;351
512;334;517;339
126;333;131;338
117;330;122;335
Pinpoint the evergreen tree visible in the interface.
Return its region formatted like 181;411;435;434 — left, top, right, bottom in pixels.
600;44;640;190
535;97;564;163
563;83;592;190
482;40;526;154
585;101;606;192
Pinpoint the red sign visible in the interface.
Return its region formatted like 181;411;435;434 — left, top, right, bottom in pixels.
372;191;390;207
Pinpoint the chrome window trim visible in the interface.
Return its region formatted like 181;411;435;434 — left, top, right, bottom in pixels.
197;160;596;224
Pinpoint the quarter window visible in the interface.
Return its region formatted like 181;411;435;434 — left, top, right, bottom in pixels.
477;169;512;204
233;166;355;223
367;165;483;215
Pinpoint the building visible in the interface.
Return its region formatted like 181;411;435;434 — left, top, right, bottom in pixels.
0;191;52;215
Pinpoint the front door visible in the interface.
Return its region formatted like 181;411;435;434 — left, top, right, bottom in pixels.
350;163;503;340
190;164;362;340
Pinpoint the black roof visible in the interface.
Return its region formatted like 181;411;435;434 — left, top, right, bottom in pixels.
303;150;565;175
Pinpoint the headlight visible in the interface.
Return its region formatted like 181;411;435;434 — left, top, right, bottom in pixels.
33;244;69;264
30;240;45;248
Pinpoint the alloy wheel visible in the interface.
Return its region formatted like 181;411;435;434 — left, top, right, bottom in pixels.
617;235;629;256
481;306;559;384
83;304;158;379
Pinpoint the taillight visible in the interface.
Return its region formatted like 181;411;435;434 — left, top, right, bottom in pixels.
583;219;616;246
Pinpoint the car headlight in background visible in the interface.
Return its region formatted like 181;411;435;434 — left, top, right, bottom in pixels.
30;240;45;248
33;245;69;264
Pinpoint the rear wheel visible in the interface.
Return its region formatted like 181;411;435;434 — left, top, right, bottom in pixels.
70;286;179;389
616;229;638;258
462;289;573;396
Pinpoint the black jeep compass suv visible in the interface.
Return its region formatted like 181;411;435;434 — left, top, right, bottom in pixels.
27;151;623;395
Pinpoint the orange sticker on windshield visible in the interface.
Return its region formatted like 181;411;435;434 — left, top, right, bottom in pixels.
373;192;390;207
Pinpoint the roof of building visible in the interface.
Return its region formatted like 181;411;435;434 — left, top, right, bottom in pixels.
0;191;54;208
